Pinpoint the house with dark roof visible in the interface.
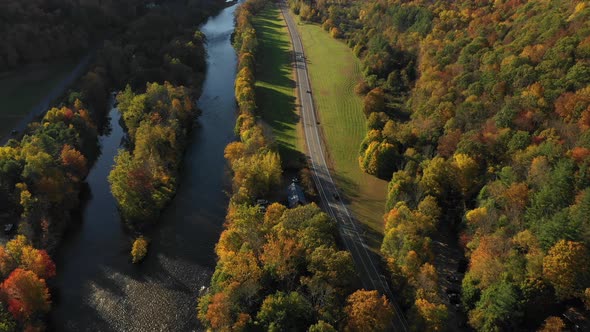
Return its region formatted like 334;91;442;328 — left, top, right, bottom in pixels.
287;182;307;208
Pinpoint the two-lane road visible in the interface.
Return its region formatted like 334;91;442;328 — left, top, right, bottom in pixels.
279;3;409;331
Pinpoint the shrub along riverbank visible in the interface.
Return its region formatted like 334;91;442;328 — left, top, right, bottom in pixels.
198;1;396;330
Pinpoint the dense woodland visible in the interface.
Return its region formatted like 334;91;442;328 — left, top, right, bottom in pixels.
0;0;143;71
199;199;402;331
0;102;97;247
0;0;219;72
198;1;397;330
289;0;590;330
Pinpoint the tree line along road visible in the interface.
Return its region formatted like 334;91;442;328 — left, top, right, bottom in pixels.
278;1;409;331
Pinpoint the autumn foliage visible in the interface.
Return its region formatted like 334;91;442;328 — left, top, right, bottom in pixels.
131;236;149;264
109;82;198;226
344;290;393;332
290;0;590;330
0;102;97;249
198;2;360;330
1;269;50;322
0;236;55;281
0;236;54;329
199;203;357;331
543;240;590;300
226;0;282;204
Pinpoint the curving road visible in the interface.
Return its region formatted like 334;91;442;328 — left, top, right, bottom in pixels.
279;2;409;331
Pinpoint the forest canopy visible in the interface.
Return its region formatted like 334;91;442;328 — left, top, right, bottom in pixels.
0;0;142;71
289;0;590;330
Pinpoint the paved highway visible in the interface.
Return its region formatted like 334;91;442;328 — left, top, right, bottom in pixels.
279;2;409;331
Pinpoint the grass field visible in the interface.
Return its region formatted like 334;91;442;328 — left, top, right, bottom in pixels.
0;61;77;138
252;6;302;166
295;19;388;250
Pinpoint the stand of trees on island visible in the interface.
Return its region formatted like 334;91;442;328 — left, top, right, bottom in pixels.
106;0;213;259
109;82;200;226
198;1;397;330
289;0;590;330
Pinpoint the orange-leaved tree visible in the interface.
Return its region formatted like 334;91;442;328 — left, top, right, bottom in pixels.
1;268;50;323
344;289;393;332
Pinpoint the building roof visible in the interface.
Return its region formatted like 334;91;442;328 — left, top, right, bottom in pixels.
287;182;307;208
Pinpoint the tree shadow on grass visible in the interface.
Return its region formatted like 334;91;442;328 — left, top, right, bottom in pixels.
330;170;361;200
253;7;306;166
256;84;302;164
253;8;295;90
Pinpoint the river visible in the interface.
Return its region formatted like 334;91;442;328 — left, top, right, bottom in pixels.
50;2;239;330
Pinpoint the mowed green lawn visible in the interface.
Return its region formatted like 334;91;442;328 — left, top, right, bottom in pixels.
0;61;77;138
252;6;302;166
295;20;388;250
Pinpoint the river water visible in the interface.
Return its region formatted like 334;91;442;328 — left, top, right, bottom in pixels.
50;2;239;330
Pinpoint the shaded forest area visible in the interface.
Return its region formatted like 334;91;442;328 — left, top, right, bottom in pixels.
0;0;139;71
289;0;590;331
0;0;218;71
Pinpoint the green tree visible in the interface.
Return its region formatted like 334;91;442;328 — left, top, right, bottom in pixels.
256;291;313;331
468;281;521;331
308;320;337;332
